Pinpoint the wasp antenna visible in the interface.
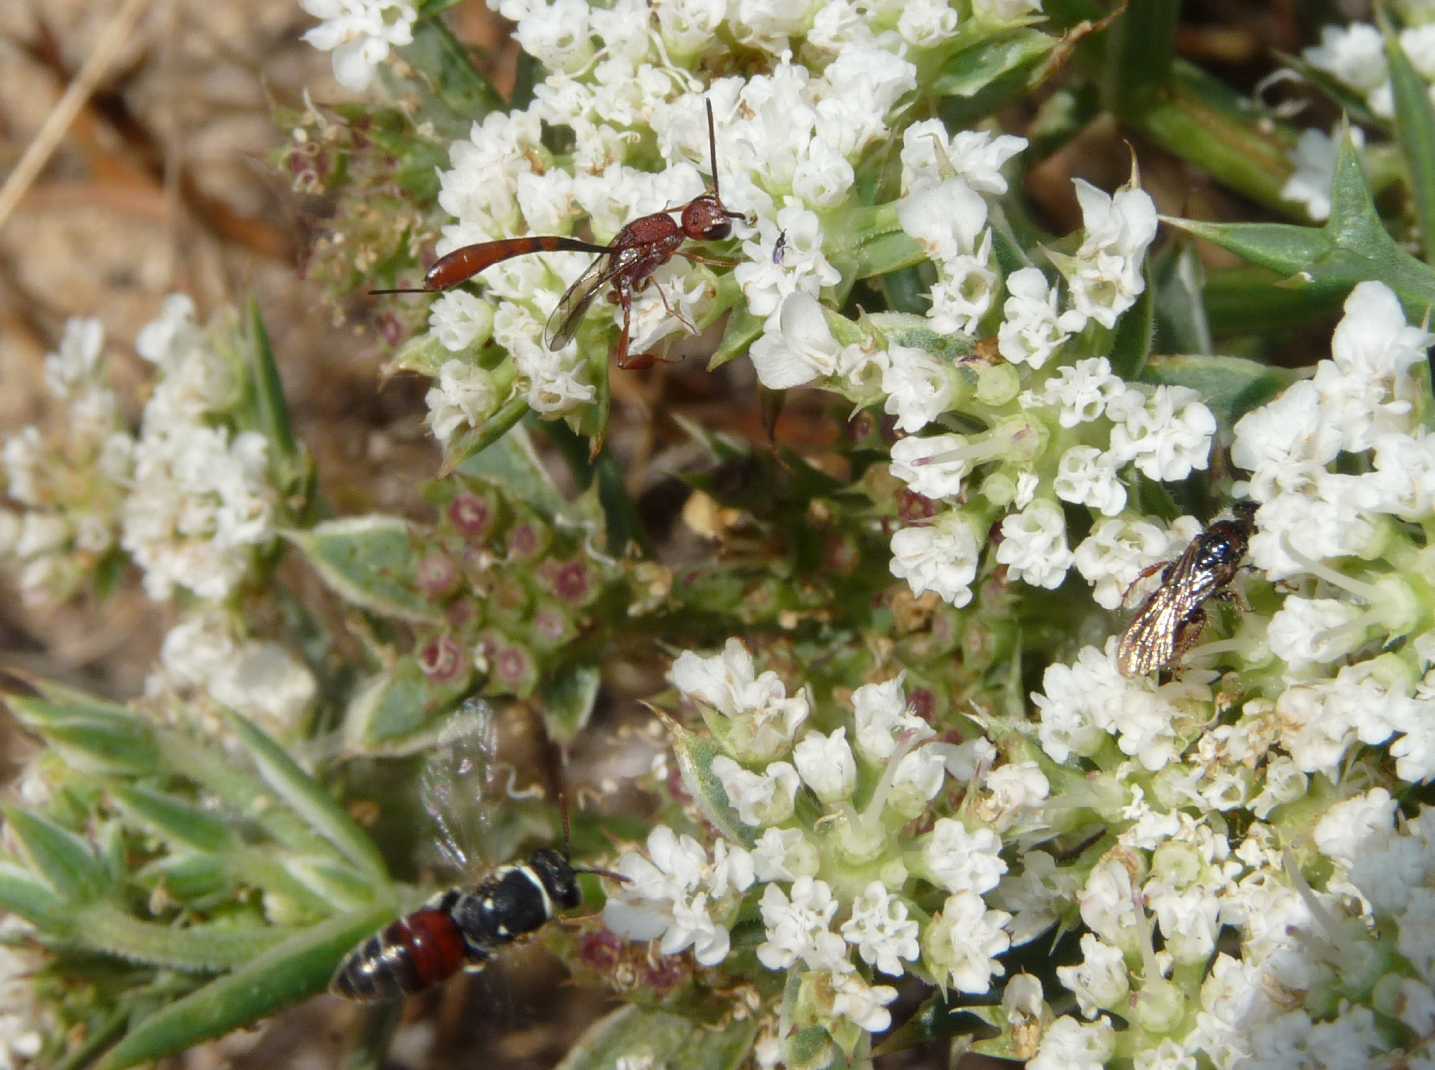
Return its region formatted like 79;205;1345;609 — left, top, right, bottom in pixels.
705;97;721;201
369;287;429;295
572;865;629;885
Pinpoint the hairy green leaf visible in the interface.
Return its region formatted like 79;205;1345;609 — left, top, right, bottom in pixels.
286;517;444;623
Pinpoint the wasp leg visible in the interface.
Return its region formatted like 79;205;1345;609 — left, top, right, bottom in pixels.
679;250;739;269
613;278;655;372
1168;607;1209;671
1121;560;1172;608
651;279;697;335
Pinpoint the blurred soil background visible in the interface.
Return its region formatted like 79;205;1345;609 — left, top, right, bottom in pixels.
0;0;1352;1066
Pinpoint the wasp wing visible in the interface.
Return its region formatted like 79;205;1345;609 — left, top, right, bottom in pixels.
1117;584;1189;676
418;698;500;876
543;248;636;351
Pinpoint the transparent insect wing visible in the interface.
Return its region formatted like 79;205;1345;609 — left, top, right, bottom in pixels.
544;251;631;352
419;698;501;876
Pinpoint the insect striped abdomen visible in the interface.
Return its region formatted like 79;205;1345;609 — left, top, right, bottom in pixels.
331;904;469;1001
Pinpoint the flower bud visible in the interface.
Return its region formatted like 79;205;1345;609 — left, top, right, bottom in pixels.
793;727;856;804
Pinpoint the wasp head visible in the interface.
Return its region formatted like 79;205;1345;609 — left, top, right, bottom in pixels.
681;193;744;241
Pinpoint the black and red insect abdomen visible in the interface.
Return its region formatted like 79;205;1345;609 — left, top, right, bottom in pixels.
331;902;472;1001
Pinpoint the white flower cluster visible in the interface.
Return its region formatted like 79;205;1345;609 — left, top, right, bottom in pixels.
885;343;1214;607
121;297;278;602
306;0;1057;442
300;0;416;92
603;641;1046;1048
1023;790;1435;1069
1286;20;1435;220
0;319;131;604
1;299;280;607
147;611;318;740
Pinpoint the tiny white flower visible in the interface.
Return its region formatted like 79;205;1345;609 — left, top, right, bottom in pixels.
920;818;1008;895
882;344;957;433
1280;126;1361;223
43;317;105;398
1035;356;1124;427
425;360;500;445
707;839;756;898
922;891;1012;993
898;178;989;263
1107;385;1215;482
301;0;417;92
748;292;843;389
1313;787;1396;868
1266;596;1366;671
888;434;971;500
1055;933;1129;1018
840;881;920;976
1053;446;1127;517
711;756;800;826
752;826;820;882
1054;179;1158;331
756;877;848;972
998;267;1068;369
828;970;899;1032
889;510;982;607
996;499;1073;590
1303;23;1391;117
1029;1015;1117;1070
670;638;811;763
793;727;857;804
852;676;932;761
429;291;495;353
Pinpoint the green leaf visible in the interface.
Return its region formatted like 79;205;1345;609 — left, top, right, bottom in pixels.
393;17;501;136
286;517;444;623
554;1005;758;1070
536;662;600;745
0;860;69;929
1108;261;1156;380
154;730;345;867
458;421;569;521
932;26;1054;100
661;713;752;848
6;695;158;775
242;299;303;478
1133;60;1298;215
343;658;469;754
72;901;290;972
110;786;236;854
1141;354;1300;428
1163;133;1435;323
2;807;108;901
442;396;530;476
708;305;764;372
95;905;397;1070
1383;16;1435;266
1153;243;1212;354
1101;0;1177;114
1200;265;1345;334
225;711;389;880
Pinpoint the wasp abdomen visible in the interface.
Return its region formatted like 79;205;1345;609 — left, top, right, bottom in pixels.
331;899;471;1001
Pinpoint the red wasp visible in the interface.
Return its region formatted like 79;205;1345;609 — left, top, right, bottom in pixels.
374;100;746;370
